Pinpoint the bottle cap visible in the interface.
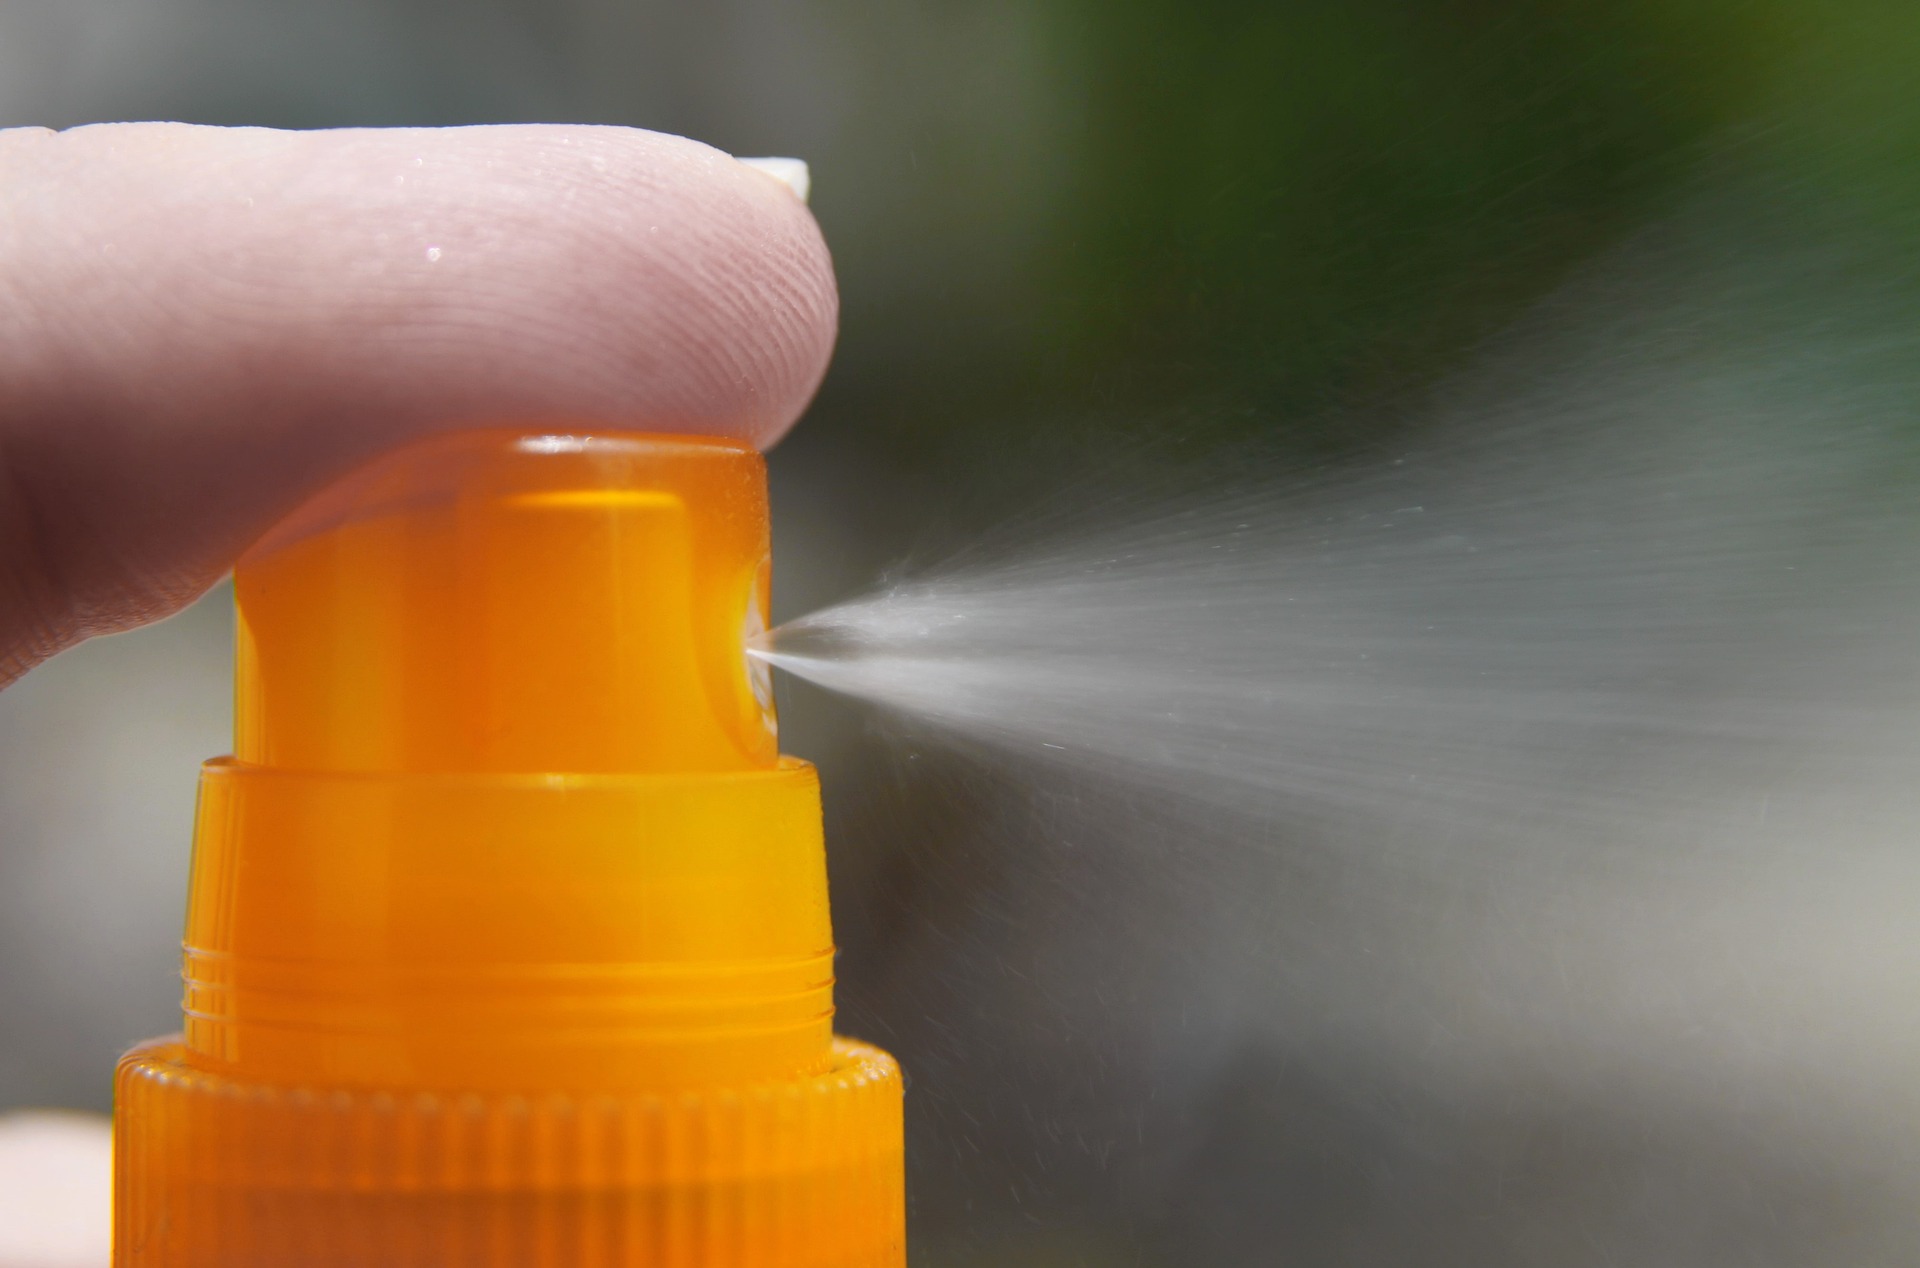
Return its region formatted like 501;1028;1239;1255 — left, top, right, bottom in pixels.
114;430;904;1267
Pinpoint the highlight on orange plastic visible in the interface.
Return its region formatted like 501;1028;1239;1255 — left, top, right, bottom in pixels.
113;431;905;1267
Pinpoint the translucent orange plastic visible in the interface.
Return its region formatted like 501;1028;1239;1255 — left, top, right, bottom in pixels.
113;431;905;1267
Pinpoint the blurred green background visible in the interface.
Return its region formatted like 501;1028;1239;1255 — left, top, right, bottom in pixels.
5;2;1919;1264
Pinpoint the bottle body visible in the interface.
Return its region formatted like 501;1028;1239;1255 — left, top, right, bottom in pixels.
116;1037;902;1267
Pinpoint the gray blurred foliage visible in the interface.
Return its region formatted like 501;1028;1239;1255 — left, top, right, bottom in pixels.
5;1;1920;1265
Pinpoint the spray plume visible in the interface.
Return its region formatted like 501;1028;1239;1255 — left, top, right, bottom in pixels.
756;175;1920;1262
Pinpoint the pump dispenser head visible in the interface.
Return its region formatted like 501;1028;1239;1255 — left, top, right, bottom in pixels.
113;431;904;1267
235;432;778;775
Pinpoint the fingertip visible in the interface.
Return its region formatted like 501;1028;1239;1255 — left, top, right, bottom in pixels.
0;1112;112;1268
0;123;841;678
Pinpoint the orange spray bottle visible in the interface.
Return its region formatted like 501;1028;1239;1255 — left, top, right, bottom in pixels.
112;430;905;1266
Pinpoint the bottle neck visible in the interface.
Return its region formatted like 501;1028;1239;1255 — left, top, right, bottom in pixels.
180;759;836;1091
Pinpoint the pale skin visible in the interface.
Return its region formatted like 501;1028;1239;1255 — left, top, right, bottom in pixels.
0;121;839;1262
0;121;839;687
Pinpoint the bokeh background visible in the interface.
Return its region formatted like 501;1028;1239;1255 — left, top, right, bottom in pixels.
7;2;1920;1264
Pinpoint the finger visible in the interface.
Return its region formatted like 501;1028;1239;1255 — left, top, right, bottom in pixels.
0;123;837;685
0;1112;111;1267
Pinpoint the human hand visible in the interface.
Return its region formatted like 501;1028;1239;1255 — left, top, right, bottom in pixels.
0;1112;111;1268
0;121;833;1265
0;123;835;688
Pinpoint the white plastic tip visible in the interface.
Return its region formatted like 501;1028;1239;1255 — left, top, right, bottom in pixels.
738;157;810;204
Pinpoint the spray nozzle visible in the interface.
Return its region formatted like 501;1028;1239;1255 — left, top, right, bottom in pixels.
234;430;777;774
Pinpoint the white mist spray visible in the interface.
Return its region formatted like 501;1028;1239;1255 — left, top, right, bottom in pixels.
759;178;1920;1262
